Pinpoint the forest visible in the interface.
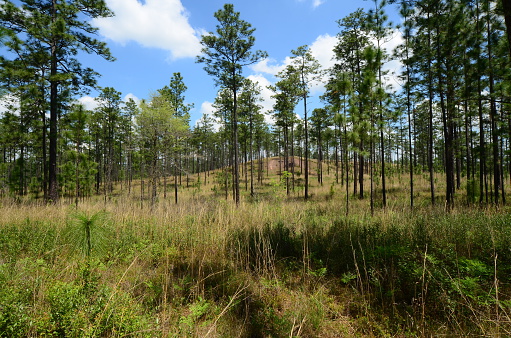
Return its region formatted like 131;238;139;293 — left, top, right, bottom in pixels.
1;0;511;336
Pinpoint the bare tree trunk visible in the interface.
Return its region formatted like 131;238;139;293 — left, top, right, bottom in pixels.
304;95;309;200
48;0;59;204
359;149;364;199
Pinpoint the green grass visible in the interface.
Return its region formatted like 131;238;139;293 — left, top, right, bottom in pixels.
1;163;511;336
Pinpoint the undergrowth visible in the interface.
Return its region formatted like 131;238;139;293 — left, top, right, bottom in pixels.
1;176;511;336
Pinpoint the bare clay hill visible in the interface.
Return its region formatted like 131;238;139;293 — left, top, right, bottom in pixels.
264;156;320;175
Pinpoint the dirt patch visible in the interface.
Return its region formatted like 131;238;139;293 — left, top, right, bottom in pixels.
265;157;316;174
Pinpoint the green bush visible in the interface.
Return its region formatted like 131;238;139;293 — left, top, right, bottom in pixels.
0;285;31;337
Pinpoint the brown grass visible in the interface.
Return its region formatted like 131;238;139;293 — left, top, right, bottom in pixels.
1;159;510;336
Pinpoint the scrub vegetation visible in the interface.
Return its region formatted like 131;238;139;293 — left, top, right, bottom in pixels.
1;164;511;337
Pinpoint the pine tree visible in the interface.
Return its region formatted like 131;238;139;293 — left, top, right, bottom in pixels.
157;73;192;203
334;9;372;199
366;0;393;209
0;0;114;203
197;3;267;206
239;79;264;197
271;68;301;195
283;45;323;200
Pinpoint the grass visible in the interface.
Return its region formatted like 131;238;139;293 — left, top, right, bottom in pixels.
1;159;511;336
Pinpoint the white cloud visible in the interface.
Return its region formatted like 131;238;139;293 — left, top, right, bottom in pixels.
123;93;141;104
77;93;141;111
309;34;337;71
312;0;325;8
247;74;276;125
367;29;405;91
306;34;336;94
200;101;214;116
77;96;99;111
93;0;202;60
296;0;325;8
249;34;338;106
381;29;405;91
194;101;221;131
251;58;289;76
0;94;18;116
251;34;336;81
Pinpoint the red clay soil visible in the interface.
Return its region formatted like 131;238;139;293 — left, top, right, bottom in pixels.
266;157;318;174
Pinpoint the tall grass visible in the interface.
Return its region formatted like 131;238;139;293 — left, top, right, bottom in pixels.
1;168;511;336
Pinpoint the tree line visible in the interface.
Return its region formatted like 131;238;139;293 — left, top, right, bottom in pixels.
1;0;511;210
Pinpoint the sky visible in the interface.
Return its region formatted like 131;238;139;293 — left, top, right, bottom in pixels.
77;0;403;126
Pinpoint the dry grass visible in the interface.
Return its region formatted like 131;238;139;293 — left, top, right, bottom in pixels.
1;161;511;336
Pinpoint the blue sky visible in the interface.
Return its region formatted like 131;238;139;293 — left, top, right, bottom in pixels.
78;0;403;126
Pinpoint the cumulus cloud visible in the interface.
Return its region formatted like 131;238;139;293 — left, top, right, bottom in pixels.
380;29;405;91
77;93;141;111
309;34;337;71
93;0;202;59
247;74;276;125
194;101;221;131
123;93;141;104
248;30;405;109
200;101;214;117
250;58;289;77
308;33;337;94
251;34;336;79
249;34;338;108
77;96;99;111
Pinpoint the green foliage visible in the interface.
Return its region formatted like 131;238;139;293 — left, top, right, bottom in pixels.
0;220;57;263
466;179;479;204
212;170;231;195
44;270;152;337
136;94;189;205
158;72;193;123
197;3;267;88
328;182;335;199
179;297;212;332
65;211;111;259
0;283;31;337
246;278;327;337
225;209;511;334
0;0;115;203
280;170;291;185
47;281;88;337
59;151;97;198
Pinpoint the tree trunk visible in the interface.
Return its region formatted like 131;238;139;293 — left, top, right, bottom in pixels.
233;78;240;206
40;107;48;200
250;118;254;197
175;165;178;204
428;84;435;204
488;14;501;204
359;148;364;199
48;0;59;203
304;94;309;200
